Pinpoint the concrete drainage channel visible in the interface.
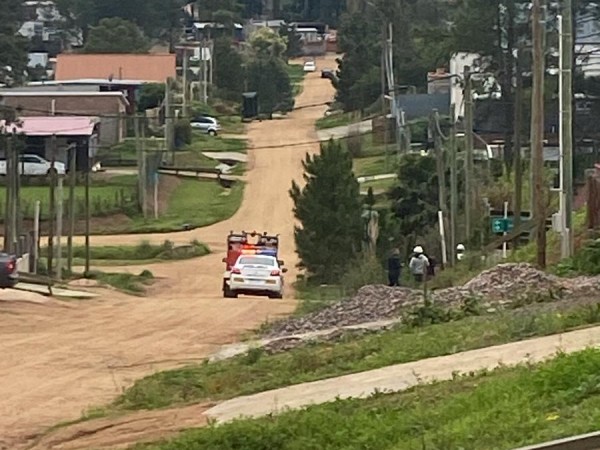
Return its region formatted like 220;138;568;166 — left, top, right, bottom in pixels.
511;431;600;450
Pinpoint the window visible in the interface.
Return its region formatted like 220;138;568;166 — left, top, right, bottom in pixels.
238;257;275;266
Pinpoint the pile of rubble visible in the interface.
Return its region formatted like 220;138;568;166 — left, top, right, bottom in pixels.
266;286;419;337
266;263;600;339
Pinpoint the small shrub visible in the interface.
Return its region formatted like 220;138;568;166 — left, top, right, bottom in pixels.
340;253;386;294
346;127;363;158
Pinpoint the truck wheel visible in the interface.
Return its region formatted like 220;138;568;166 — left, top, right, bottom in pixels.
269;292;283;299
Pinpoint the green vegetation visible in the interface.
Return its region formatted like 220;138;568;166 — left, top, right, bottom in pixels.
108;298;600;413
134;348;600;450
128;178;243;234
353;155;389;177
40;240;209;266
86;269;154;295
290;140;363;283
315;112;363;130
287;63;305;96
13;175;137;221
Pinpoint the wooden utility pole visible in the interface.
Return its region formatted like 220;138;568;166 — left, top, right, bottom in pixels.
3;135;10;252
48;135;57;277
182;49;189;118
165;78;174;162
561;0;574;257
135;115;143;211
449;104;458;265
531;0;546;268
141;117;148;218
56;177;63;280
66;145;76;273
433;109;448;265
513;46;524;239
464;65;474;242
84;150;91;275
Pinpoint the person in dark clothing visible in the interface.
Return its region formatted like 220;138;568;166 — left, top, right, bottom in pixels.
426;255;436;277
387;248;402;286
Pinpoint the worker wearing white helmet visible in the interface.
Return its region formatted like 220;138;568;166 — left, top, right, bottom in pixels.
456;243;466;261
409;245;430;283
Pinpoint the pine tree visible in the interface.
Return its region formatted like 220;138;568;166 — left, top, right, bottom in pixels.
0;0;28;86
290;140;363;283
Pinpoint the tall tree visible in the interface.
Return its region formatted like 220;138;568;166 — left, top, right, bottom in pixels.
290;139;363;283
0;0;28;86
83;17;151;53
213;36;245;99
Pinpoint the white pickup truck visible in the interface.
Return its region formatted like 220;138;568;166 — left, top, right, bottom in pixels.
0;154;66;176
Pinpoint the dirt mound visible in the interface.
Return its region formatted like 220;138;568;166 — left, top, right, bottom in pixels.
267;263;599;338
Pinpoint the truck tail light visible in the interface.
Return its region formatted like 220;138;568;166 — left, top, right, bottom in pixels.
270;269;280;276
232;268;241;274
6;259;15;273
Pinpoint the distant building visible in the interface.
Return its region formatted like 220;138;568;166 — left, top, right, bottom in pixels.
0;116;100;171
427;68;451;95
0;90;129;146
55;53;177;84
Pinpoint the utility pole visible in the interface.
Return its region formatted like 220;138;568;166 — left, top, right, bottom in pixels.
84;146;91;275
66;145;76;273
56;177;63;280
202;39;209;103
513;46;524;240
165;78;174;162
3;135;10;252
464;65;474;242
183;48;189;118
141;117;148;218
531;0;547;268
560;1;574;258
433;109;448;265
449;103;458;265
135;115;143;212
48;135;57;277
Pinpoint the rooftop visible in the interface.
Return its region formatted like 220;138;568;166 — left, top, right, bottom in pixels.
0;116;99;136
55;53;176;83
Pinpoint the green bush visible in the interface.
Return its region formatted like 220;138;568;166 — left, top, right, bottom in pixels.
555;238;600;276
174;119;192;148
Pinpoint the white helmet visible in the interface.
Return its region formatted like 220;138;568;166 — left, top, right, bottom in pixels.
413;246;423;254
457;244;465;251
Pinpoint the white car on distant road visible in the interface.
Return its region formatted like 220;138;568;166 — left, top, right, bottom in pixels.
0;154;66;176
303;60;316;72
226;254;287;299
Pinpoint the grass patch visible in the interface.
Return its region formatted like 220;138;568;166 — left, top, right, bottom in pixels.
110;298;600;412
353;155;391;177
133;347;600;450
359;177;396;193
40;240;209;266
287;63;305;96
98;138;164;165
15;175;136;220
128;178;243;233
316;111;365;130
86;269;154;295
218;115;245;134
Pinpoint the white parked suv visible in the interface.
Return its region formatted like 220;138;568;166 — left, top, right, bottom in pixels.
0;154;66;176
226;254;287;299
190;116;221;136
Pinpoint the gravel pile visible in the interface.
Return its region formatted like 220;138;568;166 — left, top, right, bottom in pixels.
266;286;419;337
265;263;600;339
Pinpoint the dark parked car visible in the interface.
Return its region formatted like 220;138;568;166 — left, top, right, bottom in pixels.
0;253;18;288
321;69;336;80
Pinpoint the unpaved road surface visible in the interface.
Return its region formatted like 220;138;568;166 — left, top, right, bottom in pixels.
0;56;336;449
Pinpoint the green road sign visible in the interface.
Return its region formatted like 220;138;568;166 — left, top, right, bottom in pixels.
491;217;514;233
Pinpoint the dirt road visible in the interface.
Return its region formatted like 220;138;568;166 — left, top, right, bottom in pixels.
0;56;336;449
